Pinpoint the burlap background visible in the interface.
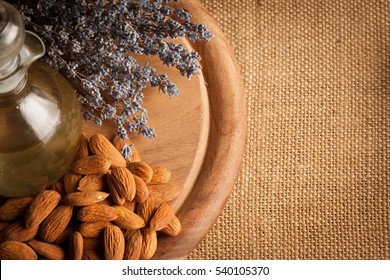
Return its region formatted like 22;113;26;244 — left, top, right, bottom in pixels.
188;0;389;260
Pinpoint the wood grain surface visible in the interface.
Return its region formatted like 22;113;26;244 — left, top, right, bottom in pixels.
83;0;246;259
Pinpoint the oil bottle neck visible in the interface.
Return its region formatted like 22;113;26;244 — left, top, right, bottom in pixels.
0;71;27;95
0;2;45;94
0;61;28;95
0;30;45;94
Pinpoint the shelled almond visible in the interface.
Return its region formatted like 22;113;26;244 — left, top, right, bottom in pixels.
0;133;182;260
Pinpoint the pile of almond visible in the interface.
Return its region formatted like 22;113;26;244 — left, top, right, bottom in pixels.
0;134;182;260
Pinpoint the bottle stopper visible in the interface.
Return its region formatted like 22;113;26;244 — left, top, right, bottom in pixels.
0;1;25;77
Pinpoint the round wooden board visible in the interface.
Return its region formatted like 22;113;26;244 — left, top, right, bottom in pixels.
83;0;246;259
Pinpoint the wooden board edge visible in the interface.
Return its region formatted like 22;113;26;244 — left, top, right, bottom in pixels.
154;0;247;259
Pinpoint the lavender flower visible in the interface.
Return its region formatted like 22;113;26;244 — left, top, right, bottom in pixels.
9;0;212;157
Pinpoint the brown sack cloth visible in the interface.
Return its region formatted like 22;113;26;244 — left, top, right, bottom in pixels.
189;0;389;260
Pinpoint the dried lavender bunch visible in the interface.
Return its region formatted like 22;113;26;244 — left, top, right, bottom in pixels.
9;0;212;157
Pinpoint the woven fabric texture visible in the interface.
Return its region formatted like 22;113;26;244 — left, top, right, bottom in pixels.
188;0;390;259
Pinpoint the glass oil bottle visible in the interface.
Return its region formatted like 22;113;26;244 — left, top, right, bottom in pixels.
0;1;82;197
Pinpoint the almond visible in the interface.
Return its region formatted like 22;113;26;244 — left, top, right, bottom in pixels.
53;224;75;245
129;145;141;162
39;205;73;243
63;171;83;194
83;237;103;251
98;196;115;206
50;181;66;197
127;161;153;183
71;155;112;175
123;199;136;212
77;204;119;223
108;167;136;201
123;230;142;260
75;133;89;160
79;221;111;238
68;231;83;260
0;240;37;260
27;239;65;260
136;196;156;225
134;175;149;203
104;225;125;260
0;197;33;222
148;183;182;206
89;134;126;168
149;166;171;185
78;173;106;192
149;202;175;231
0;222;10;232
161;215;182;237
0;221;38;242
140;229;157;260
112;206;145;230
64;191;110;206
107;180;126;206
82;249;103;260
25;190;61;229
